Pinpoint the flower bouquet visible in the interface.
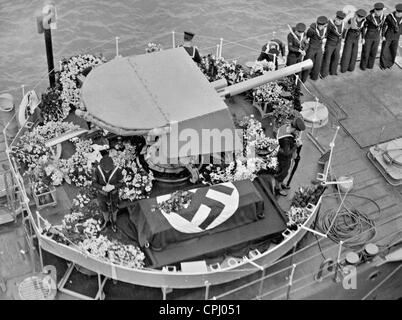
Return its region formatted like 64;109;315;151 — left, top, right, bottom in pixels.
286;206;310;227
216;58;246;85
155;190;192;214
249;60;275;77
145;43;163;53
252;81;283;113
119;162;154;201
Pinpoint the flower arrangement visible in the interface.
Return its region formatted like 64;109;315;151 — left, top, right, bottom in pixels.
286;206;310;226
155;190;192;214
78;235;145;269
291;184;325;208
119;161;154;201
216;58;246;85
39;86;65;122
145;43;163;53
198;54;219;82
249;60;275;77
11;121;80;174
238;115;279;157
201;116;278;184
252;81;283;105
56;138;95;187
272;100;301;128
59;54;106;118
32;180;51;195
109;142;137;168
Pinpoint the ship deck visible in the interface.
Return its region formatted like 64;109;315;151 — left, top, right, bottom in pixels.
1;63;402;300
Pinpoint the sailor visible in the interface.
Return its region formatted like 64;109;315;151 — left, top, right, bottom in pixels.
320;11;346;77
301;16;328;82
286;23;308;66
380;3;402;69
181;31;202;64
340;9;367;73
92;154;123;232
274;117;306;196
257;39;286;70
360;3;386;70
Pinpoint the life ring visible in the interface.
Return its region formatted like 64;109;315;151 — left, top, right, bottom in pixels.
18;90;40;128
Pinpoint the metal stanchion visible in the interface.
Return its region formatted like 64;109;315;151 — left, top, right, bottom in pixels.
115;36;120;57
172;31;175;48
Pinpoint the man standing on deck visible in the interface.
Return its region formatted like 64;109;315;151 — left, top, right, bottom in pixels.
380;4;402;69
360;3;386;70
340;9;367;73
181;31;202;64
321;11;346;78
286;23;308;66
301;16;328;82
92;154;124;232
274;118;306;197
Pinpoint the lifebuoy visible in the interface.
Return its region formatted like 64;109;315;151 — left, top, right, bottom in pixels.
18;90;40;128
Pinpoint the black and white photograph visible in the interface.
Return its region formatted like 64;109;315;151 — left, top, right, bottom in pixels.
0;0;401;305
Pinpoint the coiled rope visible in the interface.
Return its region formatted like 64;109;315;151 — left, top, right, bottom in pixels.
316;193;379;247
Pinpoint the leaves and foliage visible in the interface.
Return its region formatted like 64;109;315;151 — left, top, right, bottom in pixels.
285;185;325;227
272;100;301;128
39;86;65;122
291;184;325;208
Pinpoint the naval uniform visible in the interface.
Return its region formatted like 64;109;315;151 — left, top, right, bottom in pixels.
92;165;123;221
360;11;386;70
340;17;366;72
275;125;298;184
321;19;345;77
257;39;285;70
286;29;308;66
301;23;328;82
380;12;402;69
182;45;202;64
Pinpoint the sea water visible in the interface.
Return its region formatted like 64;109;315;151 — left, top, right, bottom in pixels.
0;0;396;100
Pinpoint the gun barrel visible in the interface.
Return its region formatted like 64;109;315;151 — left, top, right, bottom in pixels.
218;59;313;99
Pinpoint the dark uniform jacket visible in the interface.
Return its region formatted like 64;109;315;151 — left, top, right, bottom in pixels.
326;19;346;45
362;10;386;39
306;23;328;49
277;136;297;159
287;29;308;54
382;12;402;40
345;17;366;39
92;166;124;197
258;39;286;61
